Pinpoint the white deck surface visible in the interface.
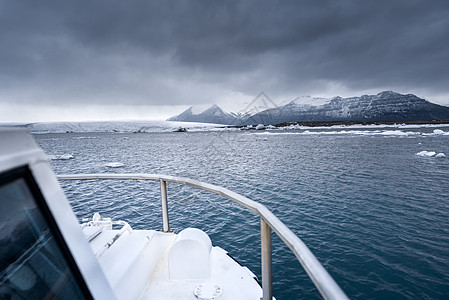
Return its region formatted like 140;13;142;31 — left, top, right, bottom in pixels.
83;226;262;300
143;246;262;299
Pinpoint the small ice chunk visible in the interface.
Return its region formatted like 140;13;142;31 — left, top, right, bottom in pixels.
255;124;265;130
416;151;436;157
381;130;408;136
48;154;74;160
106;162;125;168
435;153;446;158
433;129;444;135
379;130;420;136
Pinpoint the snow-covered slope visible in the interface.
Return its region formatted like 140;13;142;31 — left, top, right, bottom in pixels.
280;96;331;108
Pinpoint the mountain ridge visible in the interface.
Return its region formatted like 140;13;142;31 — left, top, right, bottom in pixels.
167;104;237;125
167;91;449;125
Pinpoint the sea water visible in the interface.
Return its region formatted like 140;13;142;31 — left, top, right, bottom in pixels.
35;127;449;299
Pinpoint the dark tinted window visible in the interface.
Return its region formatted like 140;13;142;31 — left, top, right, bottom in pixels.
0;170;88;299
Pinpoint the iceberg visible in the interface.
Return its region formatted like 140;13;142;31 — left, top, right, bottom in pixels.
105;162;125;168
48;154;74;160
416;151;436;157
435;153;446;158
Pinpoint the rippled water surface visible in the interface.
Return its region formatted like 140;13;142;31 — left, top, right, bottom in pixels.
35;128;449;299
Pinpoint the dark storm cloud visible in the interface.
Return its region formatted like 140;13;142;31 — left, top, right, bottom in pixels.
1;0;448;107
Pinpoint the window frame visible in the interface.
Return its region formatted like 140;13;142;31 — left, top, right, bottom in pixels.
0;165;94;299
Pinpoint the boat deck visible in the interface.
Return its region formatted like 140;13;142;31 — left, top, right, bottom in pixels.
83;225;262;300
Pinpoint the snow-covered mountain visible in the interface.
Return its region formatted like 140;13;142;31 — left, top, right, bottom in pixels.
167;104;237;125
167;91;449;125
247;91;449;125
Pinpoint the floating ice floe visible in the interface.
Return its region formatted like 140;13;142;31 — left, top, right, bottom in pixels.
416;151;436;157
48;154;74;160
73;136;97;139
253;129;422;136
378;130;419;136
105;162;125;168
433;129;445;135
276;123;449;131
415;151;446;158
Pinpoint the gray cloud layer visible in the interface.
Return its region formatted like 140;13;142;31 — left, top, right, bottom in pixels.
1;0;448;108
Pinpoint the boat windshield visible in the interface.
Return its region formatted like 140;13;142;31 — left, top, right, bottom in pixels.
0;167;89;299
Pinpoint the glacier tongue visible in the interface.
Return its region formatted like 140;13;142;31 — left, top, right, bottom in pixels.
5;120;225;133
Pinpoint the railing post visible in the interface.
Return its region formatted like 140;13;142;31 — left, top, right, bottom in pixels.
160;179;170;232
261;217;273;300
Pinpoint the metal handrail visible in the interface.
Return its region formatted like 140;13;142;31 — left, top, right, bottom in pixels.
57;173;349;300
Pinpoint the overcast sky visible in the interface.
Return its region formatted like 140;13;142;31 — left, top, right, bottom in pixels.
1;0;449;122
